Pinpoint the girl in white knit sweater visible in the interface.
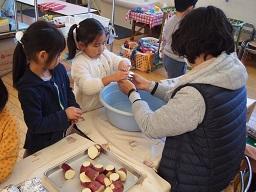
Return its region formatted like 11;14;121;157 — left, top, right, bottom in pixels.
67;18;131;111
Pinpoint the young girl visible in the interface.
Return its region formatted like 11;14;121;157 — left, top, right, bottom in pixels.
161;0;197;78
13;21;82;157
0;78;19;183
67;18;131;112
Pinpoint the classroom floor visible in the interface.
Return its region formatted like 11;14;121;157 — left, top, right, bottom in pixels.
1;14;256;160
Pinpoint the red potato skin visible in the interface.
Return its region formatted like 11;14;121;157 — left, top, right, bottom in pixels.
95;144;104;152
61;163;72;172
95;174;107;185
112;181;124;190
85;167;100;181
93;165;105;174
81;181;91;188
88;181;105;192
80;174;91;188
112;188;124;192
104;166;115;176
80;163;93;173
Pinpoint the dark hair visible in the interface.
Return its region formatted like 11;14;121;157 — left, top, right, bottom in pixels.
67;18;106;60
175;0;198;12
172;6;234;64
12;21;65;88
0;78;8;112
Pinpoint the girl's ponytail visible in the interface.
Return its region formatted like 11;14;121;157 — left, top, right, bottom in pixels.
12;42;27;88
67;24;78;60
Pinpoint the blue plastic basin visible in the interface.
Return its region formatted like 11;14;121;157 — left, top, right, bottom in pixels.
99;83;166;132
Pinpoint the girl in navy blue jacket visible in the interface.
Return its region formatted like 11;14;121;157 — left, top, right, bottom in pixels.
13;21;82;157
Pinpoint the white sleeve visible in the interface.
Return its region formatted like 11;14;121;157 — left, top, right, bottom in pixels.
130;86;206;138
104;49;131;71
71;58;104;96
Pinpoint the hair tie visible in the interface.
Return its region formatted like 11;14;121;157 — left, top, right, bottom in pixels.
15;31;24;45
73;25;79;49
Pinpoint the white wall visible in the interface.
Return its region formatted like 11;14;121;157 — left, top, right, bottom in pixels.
167;0;256;26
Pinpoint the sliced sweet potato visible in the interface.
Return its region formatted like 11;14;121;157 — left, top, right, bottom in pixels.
117;168;127;182
80;172;92;188
88;181;105;192
96;174;112;187
93;164;105;174
85;167;100;181
88;145;100;160
109;173;120;182
61;163;75;180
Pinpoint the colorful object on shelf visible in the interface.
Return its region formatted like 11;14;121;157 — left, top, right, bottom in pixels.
42;14;54;21
131;5;162;15
39;2;66;12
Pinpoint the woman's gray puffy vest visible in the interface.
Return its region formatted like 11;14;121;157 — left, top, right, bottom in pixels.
158;83;247;192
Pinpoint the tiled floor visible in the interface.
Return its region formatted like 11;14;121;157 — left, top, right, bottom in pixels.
1;13;256;160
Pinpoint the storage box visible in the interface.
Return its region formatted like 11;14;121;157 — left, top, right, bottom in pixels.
0;17;10;33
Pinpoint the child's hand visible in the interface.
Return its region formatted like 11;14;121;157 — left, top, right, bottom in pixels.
118;60;131;72
118;80;136;95
65;107;82;121
112;71;129;82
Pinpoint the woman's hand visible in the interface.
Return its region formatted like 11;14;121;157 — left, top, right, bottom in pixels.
118;60;131;71
118;80;136;95
131;73;152;91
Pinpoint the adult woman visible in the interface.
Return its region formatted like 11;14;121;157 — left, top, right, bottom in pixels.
119;6;248;192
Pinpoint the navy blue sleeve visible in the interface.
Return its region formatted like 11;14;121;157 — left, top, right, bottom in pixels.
65;72;80;108
18;89;70;134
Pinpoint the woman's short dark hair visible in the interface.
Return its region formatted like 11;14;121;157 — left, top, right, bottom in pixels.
0;78;8;111
172;6;234;64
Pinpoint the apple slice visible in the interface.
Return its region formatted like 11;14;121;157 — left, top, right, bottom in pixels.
61;163;75;180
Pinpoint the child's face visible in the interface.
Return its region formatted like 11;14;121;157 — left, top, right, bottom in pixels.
36;51;60;70
47;54;61;69
83;33;106;59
